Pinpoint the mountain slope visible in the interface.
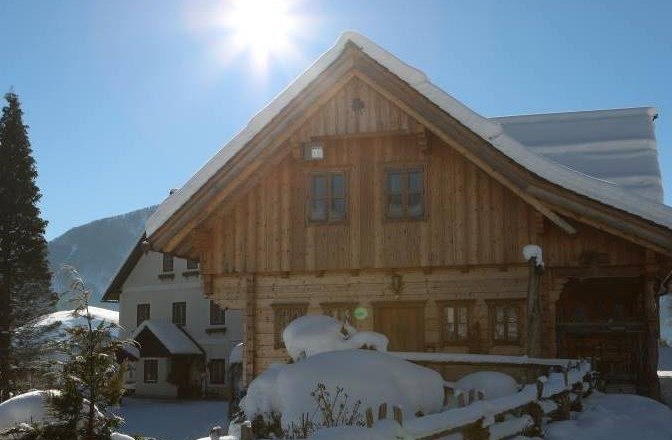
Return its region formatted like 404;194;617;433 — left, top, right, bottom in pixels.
48;206;156;310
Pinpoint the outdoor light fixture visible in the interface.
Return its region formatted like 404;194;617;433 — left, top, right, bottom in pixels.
304;142;324;161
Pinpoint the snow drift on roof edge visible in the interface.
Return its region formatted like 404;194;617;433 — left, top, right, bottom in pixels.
146;31;672;239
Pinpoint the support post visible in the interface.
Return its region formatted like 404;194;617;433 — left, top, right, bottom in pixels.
244;274;256;387
526;257;544;358
644;263;662;400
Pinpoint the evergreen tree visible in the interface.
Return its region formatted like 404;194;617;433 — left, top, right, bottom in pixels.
0;91;55;400
43;267;125;440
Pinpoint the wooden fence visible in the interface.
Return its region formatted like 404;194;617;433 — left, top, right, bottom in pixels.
361;359;595;440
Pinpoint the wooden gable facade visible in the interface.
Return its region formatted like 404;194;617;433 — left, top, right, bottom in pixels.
148;40;672;397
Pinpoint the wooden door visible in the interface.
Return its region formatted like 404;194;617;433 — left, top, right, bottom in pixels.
373;301;425;351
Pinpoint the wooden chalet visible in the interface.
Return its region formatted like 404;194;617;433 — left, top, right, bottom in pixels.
145;32;672;397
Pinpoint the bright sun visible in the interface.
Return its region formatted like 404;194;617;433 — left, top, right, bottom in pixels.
223;0;300;70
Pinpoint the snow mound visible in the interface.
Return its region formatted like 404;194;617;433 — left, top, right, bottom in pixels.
283;315;388;361
456;371;519;400
522;244;544;267
111;433;135;440
241;349;443;429
545;392;672;440
0;390;57;431
34;306;120;337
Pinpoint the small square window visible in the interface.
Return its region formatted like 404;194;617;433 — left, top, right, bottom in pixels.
209;359;226;384
144;359;158;383
273;304;308;349
210;301;227;325
439;301;472;344
385;168;425;219
172;302;186;326
162;254;174;272
488;301;523;344
186;259;199;270
137;303;150;327
308;172;347;223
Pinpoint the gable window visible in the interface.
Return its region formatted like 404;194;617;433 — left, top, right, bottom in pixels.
488;300;523;344
385;167;425;219
209;359;226;385
273;303;308;349
438;301;472;344
137;303;150;326
210;301;227;325
321;302;356;324
186;259;199;270
308;172;346;223
172;302;187;326
143;359;158;383
162;254;174;272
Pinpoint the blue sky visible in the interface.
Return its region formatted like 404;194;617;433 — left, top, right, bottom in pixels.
1;0;671;240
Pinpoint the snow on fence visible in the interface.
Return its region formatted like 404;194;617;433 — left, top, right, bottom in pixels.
359;359;595;440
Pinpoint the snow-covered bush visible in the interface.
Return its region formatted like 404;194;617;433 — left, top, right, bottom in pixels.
283;315;388;361
0;390;58;432
241;349;444;433
455;371;519;400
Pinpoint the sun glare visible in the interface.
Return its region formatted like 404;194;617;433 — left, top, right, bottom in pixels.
223;0;301;70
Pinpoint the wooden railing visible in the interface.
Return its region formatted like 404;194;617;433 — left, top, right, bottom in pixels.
360;360;596;440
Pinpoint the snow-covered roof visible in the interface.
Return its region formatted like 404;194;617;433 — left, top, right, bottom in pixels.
132;320;203;355
34;307;120;338
492;107;663;202
146;31;672;239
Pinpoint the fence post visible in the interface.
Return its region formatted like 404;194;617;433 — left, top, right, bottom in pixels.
378;403;388;420
393;406;403;427
536;378;545;400
240;422;253;440
458;392;467;407
365;407;374;428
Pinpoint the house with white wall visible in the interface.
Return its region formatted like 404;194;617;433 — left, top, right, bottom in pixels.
103;236;243;399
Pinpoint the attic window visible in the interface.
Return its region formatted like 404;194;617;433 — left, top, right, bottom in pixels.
162;254;174;273
304;142;324;161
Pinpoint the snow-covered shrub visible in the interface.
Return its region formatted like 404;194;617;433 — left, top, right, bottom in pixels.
283;315;388;361
455;371;519;400
241;350;444;432
0;390;57;432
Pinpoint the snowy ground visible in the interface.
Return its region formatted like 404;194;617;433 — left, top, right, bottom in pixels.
659;345;672;406
545;392;672;440
112;398;229;440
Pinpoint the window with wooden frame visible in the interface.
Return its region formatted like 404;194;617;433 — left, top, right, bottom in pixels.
186;259;199;270
273;303;308;349
210;300;227;325
143;359;158;383
488;300;523;344
308;172;346;223
209;359;226;384
321;302;357;324
172;302;187;326
385;167;425;219
162;253;174;272
438;301;473;345
137;303;150;326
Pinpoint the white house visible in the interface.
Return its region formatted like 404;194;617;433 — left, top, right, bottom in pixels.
103;237;243;399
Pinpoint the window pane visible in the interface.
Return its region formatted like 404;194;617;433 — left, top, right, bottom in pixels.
331;174;345;198
387;194;403;218
187;259;199;270
312;175;326;198
457;323;468;340
495;322;505;340
408;194;424;217
330;198;346;220
496;306;504;323
210;301;226;325
408;170;423;193
162;254;174;272
458;307;468;324
387;172;402;194
310;199;327;221
444;307;455;324
507;306;518;340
